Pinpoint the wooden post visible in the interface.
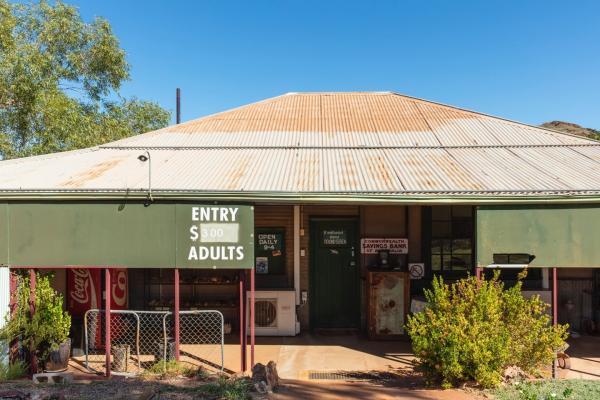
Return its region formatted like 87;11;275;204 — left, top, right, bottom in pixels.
250;266;255;368
105;268;111;377
174;268;180;361
29;269;37;375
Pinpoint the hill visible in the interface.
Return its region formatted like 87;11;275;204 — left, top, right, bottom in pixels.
540;121;600;140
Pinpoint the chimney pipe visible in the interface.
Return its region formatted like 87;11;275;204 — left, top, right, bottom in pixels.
176;88;181;124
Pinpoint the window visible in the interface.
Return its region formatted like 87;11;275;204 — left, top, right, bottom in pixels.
429;206;473;274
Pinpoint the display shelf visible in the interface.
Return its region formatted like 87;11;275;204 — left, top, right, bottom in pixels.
140;269;241;317
145;282;238;286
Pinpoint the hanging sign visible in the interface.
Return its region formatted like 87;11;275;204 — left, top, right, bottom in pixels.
361;238;408;254
176;205;255;269
255;228;285;274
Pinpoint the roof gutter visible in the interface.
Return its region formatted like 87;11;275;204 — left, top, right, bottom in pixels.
0;189;600;205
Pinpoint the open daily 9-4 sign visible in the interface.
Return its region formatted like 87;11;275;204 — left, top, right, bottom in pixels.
176;205;255;269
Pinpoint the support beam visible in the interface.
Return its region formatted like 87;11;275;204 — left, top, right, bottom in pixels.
293;205;301;305
29;269;37;375
552;267;558;326
174;268;180;361
552;267;558;379
105;268;111;377
239;271;246;372
250;266;255;368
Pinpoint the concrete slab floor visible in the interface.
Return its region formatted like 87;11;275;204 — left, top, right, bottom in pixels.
563;335;600;380
222;333;415;379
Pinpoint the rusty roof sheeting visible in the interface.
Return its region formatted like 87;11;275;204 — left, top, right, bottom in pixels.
0;92;599;197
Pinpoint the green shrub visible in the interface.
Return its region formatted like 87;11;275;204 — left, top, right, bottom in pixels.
0;272;71;364
144;360;208;380
0;356;27;381
405;271;568;388
199;376;251;400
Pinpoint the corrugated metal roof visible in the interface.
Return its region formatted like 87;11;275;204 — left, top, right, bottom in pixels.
106;92;594;148
0;92;599;199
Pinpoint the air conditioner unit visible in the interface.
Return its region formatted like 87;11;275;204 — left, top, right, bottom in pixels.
247;290;297;336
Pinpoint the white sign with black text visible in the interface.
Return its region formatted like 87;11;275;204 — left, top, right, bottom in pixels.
360;238;408;254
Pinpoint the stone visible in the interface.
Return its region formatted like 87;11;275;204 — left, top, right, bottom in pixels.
266;361;280;389
251;361;280;394
502;365;527;383
252;363;269;393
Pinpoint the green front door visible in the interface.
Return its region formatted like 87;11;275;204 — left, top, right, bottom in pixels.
310;219;359;329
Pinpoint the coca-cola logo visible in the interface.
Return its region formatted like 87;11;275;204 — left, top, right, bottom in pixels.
70;268;97;309
112;270;127;307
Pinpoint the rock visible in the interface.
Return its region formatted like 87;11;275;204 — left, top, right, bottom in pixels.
252;361;280;394
252;363;269;393
266;361;280;389
502;365;527;383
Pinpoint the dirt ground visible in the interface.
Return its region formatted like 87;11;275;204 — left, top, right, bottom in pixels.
4;335;597;399
271;379;483;400
0;377;484;400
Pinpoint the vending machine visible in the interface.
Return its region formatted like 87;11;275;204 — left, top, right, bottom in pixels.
67;268;128;350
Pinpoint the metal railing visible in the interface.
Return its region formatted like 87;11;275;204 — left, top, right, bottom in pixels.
164;310;224;371
83;309;224;375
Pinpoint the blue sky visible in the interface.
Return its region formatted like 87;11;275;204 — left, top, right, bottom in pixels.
69;0;600;127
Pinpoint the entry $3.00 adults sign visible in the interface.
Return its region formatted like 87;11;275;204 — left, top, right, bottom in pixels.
177;205;254;269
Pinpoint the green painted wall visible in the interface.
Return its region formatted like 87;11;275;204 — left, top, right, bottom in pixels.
477;205;600;268
0;202;254;269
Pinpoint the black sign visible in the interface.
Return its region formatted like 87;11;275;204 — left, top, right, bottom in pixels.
255;228;285;275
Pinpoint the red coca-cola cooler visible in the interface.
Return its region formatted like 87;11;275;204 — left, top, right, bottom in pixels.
67;268;128;349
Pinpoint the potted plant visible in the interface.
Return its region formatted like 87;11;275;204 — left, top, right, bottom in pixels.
0;272;72;372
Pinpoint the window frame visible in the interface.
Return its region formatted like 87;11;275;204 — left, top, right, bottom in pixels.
424;206;475;280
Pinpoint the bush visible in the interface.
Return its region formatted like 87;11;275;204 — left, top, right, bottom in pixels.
405;271;568;388
144;360;208;380
0;356;27;381
0;272;71;365
199;376;251;400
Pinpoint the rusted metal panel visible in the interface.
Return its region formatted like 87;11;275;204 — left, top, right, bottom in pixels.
367;271;409;339
108;92;598;148
1;92;599;198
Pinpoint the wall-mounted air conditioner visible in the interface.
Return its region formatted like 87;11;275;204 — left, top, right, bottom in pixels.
247;290;297;336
